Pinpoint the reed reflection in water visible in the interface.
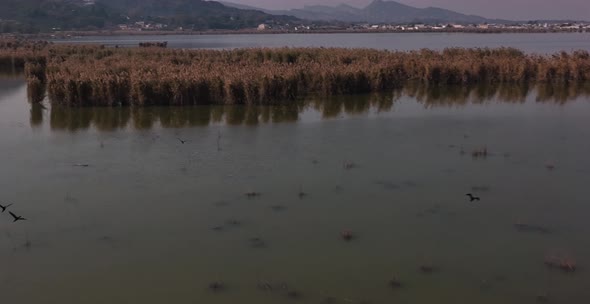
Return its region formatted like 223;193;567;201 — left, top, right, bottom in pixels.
34;83;590;132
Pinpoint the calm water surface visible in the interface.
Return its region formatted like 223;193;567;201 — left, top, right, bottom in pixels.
55;32;590;53
1;79;590;303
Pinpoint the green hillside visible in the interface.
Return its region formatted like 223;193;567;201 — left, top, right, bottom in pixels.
0;0;298;33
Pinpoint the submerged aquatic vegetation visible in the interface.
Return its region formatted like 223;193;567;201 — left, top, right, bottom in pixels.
1;39;590;106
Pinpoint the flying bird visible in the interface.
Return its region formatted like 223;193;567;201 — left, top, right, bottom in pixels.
466;193;481;202
0;203;12;213
177;138;187;144
9;211;26;222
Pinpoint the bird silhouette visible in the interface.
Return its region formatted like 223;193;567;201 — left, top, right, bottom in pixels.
0;203;12;213
466;193;481;202
9;211;26;222
177;137;187;144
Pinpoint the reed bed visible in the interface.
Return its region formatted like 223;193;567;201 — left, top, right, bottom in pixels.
0;39;49;71
1;39;589;106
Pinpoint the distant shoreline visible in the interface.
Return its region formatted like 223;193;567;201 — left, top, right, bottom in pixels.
4;27;588;39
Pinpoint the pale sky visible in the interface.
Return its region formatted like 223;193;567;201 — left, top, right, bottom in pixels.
228;0;590;20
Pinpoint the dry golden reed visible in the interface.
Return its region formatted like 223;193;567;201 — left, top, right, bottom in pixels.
1;39;589;106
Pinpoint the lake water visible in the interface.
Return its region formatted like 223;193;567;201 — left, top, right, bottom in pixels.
55;32;590;53
1;77;590;303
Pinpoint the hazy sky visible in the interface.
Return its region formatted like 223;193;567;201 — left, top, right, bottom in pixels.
228;0;590;20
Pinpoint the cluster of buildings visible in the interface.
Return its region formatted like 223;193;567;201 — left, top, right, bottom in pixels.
254;21;590;33
117;22;168;31
348;22;590;32
116;20;590;33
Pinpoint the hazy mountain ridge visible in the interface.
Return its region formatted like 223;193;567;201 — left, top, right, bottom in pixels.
0;0;123;31
222;0;508;24
0;0;298;32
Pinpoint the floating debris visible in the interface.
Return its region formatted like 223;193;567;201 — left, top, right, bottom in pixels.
257;280;274;292
340;230;354;241
270;205;287;212
258;281;303;301
493;274;507;282
286;290;302;299
471;147;488;158
73;163;90;167
245;192;262;198
514;223;551;234
374;180;399;191
343;161;357;170
388;277;402;289
64;193;79;205
249;237;267;248
208;281;226;292
536;293;550;303
97;236;114;242
257;280;289;292
425;206;441;215
13;239;32;252
217;131;222;152
479;279;492;291
402;180;419;188
226;219;242;227
419;264;438;274
213;201;230;207
471;185;491;192
442;168;456;174
320;296;339;304
97;236;119;248
544;255;576;272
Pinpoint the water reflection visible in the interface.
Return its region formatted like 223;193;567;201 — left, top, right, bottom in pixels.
0;75;26;101
404;82;534;106
35;83;590;131
30;103;45;127
536;83;590;103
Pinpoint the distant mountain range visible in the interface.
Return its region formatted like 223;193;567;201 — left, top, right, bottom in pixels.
0;0;123;32
0;0;298;33
0;0;572;34
221;0;510;24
